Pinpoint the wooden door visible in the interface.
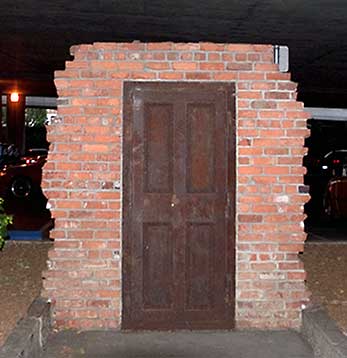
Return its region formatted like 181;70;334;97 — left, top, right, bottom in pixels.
123;82;235;330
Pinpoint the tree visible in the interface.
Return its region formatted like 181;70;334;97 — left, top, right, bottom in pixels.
0;198;12;250
25;108;47;127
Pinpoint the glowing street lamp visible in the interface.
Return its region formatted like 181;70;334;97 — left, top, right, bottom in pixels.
10;92;19;103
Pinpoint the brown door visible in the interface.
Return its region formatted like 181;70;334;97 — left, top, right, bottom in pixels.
123;82;235;330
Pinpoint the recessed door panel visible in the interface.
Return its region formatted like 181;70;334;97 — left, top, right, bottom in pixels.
185;223;213;310
186;103;216;193
143;223;173;310
144;104;173;193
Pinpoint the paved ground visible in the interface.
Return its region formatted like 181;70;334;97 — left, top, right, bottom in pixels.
41;330;313;358
306;222;347;242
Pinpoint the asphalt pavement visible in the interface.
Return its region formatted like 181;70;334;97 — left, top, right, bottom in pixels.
306;222;347;242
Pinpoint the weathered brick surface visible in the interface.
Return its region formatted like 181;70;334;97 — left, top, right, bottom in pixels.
42;42;310;330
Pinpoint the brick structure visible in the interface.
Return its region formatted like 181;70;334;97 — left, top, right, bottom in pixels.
42;42;310;330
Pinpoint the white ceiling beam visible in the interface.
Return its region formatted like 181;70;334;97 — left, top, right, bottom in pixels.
305;107;347;121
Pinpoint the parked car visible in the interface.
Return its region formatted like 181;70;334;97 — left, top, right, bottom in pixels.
320;149;347;178
305;149;347;221
303;153;321;175
304;149;347;179
324;176;347;219
0;154;46;199
0;144;47;199
0;144;52;232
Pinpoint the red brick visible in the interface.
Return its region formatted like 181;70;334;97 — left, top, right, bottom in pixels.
213;73;238;80
239;291;263;299
287;272;307;280
238;215;263;223
226;44;263;52
172;62;198;70
83;144;109;152
251;100;277;109
199;62;224;70
167;52;179;60
227;62;253;71
159;72;184;80
180;52;193;60
173;43;200;51
200;43;225;51
208;53;221;61
109;71;130;79
251;82;276;90
259;110;283;118
248;53;261;61
239;72;265;80
90;61;118;70
265;91;291;100
145;62;170;70
147;42;173;50
238;91;262;99
277;82;297;91
239;157;250;165
254;63;278;71
117;62;144;71
222;53;234;61
239;110;258;118
266;72;291;80
185;72;211;80
194;52;206;61
235;53;247;61
251;263;277;271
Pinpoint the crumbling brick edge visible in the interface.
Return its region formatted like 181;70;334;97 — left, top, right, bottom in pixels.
0;296;51;358
302;304;347;358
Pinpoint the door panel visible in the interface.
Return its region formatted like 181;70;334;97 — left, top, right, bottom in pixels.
144;103;174;193
185;223;214;310
186;103;215;193
123;82;235;330
143;223;173;309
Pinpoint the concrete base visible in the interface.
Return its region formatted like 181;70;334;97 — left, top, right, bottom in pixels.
41;330;313;358
302;304;347;358
0;297;51;358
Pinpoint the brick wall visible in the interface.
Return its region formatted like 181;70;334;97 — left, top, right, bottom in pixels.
42;42;310;330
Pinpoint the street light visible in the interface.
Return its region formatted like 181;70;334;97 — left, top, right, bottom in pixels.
10;92;20;103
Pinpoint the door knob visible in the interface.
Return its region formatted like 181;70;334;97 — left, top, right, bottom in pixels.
171;194;180;207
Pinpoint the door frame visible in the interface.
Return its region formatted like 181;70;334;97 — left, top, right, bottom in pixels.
122;81;236;330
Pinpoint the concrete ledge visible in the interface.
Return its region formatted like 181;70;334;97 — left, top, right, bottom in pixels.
0;297;51;358
302;304;347;358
